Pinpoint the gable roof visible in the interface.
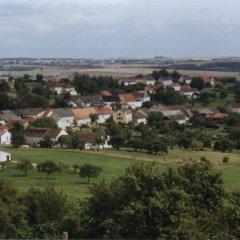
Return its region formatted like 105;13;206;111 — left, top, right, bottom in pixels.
0;110;19;121
77;132;106;144
26;128;65;139
71;107;98;120
119;93;135;102
52;108;74;119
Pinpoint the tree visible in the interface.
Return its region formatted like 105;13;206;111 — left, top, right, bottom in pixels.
191;140;204;151
79;164;102;183
77;162;231;239
147;111;164;128
10;122;25;148
16;159;33;176
32;84;47;96
58;135;72;148
36;161;60;178
109;135;126;150
222;156;230;164
190;77;205;90
22;187;67;238
214;139;234;152
39;136;53;148
36;74;43;82
90;113;99;124
72;164;79;174
30;117;58;129
0;80;10;92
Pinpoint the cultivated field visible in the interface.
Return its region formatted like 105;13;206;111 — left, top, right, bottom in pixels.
0;67;239;79
0;147;240;201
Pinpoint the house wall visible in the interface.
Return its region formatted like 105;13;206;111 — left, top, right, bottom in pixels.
113;110;132;124
75;118;91;126
57;117;74;129
0;131;11;145
25;137;42;146
98;114;111;124
0;151;11;162
50;87;63;95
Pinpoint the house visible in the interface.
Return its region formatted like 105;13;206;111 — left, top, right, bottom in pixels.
170;83;181;91
0;128;11;145
118;78;138;86
14;108;46;120
202;76;215;87
119;93;141;108
113;109;133;124
164;112;188;125
71;107;99;126
77;132;112;150
0;150;11;162
161;109;189;125
52;109;75;129
0;110;19;122
70;95;104;108
193;108;215;117
100;90;112;97
157;76;173;86
133;91;151;103
236;74;240;83
143;75;156;85
25;128;68;146
46;82;77;96
98;106;112;124
178;75;192;84
230;102;240;113
102;95;120;106
132;109;148;125
181;88;199;99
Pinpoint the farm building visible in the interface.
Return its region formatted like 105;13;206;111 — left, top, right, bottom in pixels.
0;150;11;162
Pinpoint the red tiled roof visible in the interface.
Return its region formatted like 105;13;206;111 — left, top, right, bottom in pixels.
180;85;190;91
100;90;112;96
99;106;112;114
0;125;8;131
119;93;135;102
209;113;226;119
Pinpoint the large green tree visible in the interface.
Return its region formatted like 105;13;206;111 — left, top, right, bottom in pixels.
10;122;25;148
79;164;102;183
76;161;234;239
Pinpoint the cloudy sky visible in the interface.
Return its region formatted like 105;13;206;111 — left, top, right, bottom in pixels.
0;0;239;58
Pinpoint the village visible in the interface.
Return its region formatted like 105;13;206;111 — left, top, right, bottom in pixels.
0;69;239;160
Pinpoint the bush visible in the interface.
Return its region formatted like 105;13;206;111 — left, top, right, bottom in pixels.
222;156;230;164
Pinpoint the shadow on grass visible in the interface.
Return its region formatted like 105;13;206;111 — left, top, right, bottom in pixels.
31;176;57;180
11;174;28;178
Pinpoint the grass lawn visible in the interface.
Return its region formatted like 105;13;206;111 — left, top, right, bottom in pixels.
0;147;240;200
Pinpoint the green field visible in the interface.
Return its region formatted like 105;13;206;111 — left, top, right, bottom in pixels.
0;147;240;201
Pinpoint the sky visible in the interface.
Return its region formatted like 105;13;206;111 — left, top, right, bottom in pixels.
0;0;239;58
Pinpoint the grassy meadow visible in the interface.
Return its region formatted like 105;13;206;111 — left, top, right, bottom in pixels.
0;147;240;200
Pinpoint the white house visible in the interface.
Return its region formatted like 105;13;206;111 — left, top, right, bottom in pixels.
181;88;199;99
0;150;11;162
0;130;11;145
178;75;192;84
46;82;77;96
52;109;75;129
77;132;112;150
143;75;156;85
157;77;173;86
